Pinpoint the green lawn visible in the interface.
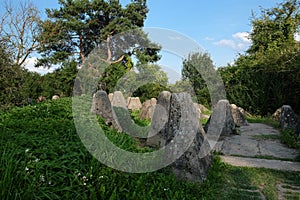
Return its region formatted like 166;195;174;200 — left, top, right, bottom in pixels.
0;98;299;199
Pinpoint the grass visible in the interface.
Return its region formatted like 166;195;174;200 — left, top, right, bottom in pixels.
280;128;300;149
247;116;280;128
0;98;299;199
200;118;209;126
199;156;300;199
130;110;151;127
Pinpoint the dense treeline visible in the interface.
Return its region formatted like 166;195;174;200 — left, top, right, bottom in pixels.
0;45;78;109
0;0;299;116
219;48;300;115
0;0;164;108
175;0;299;115
219;0;300;115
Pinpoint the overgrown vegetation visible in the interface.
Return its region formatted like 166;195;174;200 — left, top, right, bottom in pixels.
0;98;299;199
219;0;300;115
280;129;300;149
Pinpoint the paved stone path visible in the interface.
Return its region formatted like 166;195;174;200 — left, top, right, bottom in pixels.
215;123;300;199
214;123;300;171
220;156;300;171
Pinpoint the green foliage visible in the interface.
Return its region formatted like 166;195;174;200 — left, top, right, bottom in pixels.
133;83;169;103
1;98;300;199
248;0;299;54
114;64;169;100
113;107;150;139
246;116;280;128
100;56;134;93
181;52;225;107
0;47;24;108
280;128;300;149
40;60;78;98
182;52;213;107
130;109;151;127
220;0;300;115
200;118;209;126
37;0;157;67
0;97;203;199
169;80;194;93
0;44;42;109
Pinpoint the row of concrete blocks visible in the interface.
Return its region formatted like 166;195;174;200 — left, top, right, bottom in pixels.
90;90;249;183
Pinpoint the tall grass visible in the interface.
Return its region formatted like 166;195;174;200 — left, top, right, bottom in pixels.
0;98;299;199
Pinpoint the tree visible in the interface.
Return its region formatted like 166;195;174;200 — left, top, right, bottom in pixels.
37;0;161;97
37;0;157;67
40;60;78;98
182;52;217;107
169;80;196;101
220;0;300;115
248;0;299;54
0;43;34;109
0;0;41;67
114;63;168;101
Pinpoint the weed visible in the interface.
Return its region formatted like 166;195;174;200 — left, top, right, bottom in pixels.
280;129;300;149
247;116;280;128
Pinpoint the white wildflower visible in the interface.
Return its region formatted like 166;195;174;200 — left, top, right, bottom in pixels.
82;176;88;182
40;175;45;182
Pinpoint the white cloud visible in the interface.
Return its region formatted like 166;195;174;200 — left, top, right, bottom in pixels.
232;32;251;43
214;32;251;51
214;39;236;49
23;57;59;75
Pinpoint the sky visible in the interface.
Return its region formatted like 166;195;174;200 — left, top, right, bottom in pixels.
142;0;283;68
1;0;292;76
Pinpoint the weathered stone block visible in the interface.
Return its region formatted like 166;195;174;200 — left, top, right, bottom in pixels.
111;91;127;109
166;93;212;183
139;98;157;120
231;104;249;126
204;100;235;137
280;105;298;130
127;97;142;110
146;91;171;148
91;91;122;132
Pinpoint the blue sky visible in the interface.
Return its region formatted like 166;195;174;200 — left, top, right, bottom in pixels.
3;0;286;74
141;0;282;67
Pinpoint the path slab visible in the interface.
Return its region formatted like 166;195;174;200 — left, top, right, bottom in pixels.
259;140;298;159
221;136;259;157
220;156;300;172
218;123;299;160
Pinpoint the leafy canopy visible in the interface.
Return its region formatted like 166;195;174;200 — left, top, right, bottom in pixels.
37;0;157;67
220;0;300;115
